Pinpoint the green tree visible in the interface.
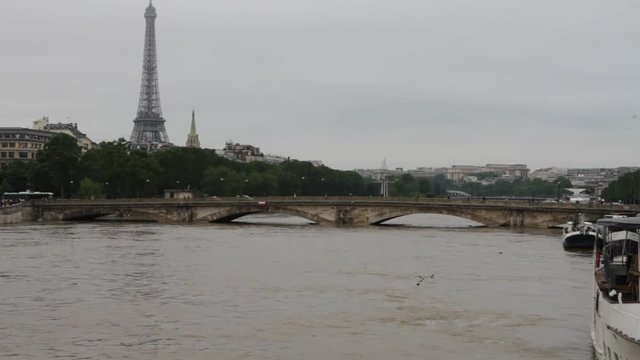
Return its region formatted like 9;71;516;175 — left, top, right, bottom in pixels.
78;178;104;199
81;139;162;198
201;166;243;196
1;161;34;191
1;139;375;199
0;178;10;193
392;173;418;196
36;134;81;197
602;170;640;203
553;176;572;188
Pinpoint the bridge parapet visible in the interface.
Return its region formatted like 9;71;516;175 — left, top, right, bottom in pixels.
28;197;640;228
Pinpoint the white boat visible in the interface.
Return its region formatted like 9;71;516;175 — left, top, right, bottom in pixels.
591;217;640;360
562;220;596;249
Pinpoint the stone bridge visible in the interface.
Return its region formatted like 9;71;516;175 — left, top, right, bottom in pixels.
28;197;640;228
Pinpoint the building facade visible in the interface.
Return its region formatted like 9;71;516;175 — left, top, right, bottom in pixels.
447;164;530;181
529;167;567;182
218;141;264;162
32;117;95;152
485;164;530;178
564;167;639;192
0;128;53;169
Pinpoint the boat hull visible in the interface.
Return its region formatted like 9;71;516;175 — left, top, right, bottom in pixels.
592;322;640;360
592;291;640;360
562;233;595;249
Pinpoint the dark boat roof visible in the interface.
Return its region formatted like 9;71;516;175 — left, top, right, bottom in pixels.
597;216;640;229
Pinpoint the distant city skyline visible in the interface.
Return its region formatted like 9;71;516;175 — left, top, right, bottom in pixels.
2;0;640;171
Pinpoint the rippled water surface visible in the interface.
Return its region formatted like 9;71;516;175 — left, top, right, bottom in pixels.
0;215;594;359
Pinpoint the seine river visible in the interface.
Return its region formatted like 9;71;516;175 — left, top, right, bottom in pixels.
0;215;594;359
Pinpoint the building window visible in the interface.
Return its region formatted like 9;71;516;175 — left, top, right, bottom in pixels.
1;143;6;148
18;152;28;159
8;152;14;158
18;143;28;148
0;152;5;158
8;143;15;148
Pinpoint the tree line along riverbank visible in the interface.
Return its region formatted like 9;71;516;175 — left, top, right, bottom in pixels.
0;134;637;202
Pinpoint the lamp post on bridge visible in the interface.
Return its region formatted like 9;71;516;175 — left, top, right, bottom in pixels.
632;173;637;205
68;180;74;199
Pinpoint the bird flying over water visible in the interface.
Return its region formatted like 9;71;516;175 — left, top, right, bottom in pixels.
415;273;435;286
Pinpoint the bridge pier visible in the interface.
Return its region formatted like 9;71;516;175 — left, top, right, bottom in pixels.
336;207;353;225
175;206;194;222
509;210;525;227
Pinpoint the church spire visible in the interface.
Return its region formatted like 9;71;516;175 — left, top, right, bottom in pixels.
190;110;197;135
185;110;200;148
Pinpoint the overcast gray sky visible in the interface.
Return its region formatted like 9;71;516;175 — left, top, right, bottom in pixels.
2;0;640;170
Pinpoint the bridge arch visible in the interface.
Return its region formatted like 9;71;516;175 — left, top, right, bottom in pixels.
367;207;503;227
196;205;333;225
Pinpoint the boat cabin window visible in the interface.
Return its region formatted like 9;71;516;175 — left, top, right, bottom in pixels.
596;225;640;303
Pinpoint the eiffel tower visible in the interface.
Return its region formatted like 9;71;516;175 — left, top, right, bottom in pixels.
130;0;171;151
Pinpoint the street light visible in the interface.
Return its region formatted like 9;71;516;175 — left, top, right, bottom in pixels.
633;174;638;205
142;178;150;198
